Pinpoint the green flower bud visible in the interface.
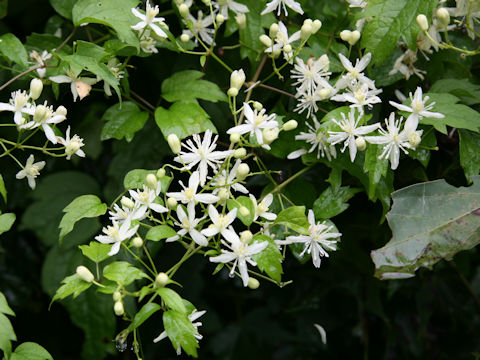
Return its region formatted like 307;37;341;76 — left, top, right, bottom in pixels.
155;272;169;287
76;266;94;283
131;236;143;248
167;134;181;154
233;148;247;159
416;14;429;31
237;163;250;180
282;120;298;131
114;301;124;316
248;277;260;289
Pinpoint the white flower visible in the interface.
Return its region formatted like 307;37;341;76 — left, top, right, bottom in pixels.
109;203;138;224
167;205;208;246
280;210;341;268
210;227;269;286
227;103;279;150
131;0;168;38
293;88;321;119
166;171;219;208
250;193;276;221
335;52;375;90
29;50;52;78
174;130;234;186
210;160;249;195
331;83;382;110
0;90;31;125
291;56;331;94
287;115;337;161
264;21;301;61
261;0;304;16
101;58;124;96
50;68;97;102
388;49;426;81
328;108;380;162
389;87;444;133
129;185;168;219
214;0;249;19
364;113;417;170
183;11;215;46
154;308;206;354
57;126;85;160
20;103;66;144
95;220;139;256
15;154;46;190
201;205;237;238
139;30;159;53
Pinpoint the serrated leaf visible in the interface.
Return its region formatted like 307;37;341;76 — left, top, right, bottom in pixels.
226;196;255;226
0;33;28;68
313;186;361;219
0;213;15;235
49;0;77;19
59;195;107;241
0;292;14;316
123;169;172;191
72;0;139;48
101;102;149;142
103;261;148;285
0;174;6;203
128;303;161;332
371;177;480;279
11;342;53;360
163;310;199;357
52;274;92;301
459;129;480;183
79;241;111;263
430;79;480;105
146;225;177;241
157;288;186;313
155;102;217;140
251;235;283;283
161;70;227;103
274;206;309;235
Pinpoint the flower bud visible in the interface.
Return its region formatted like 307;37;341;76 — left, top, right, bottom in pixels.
239;206;250;217
178;3;189;17
201;0;211;5
318;87;331;100
76;266;94;283
157;168;166;178
230;69;246;91
282;120;298;131
355;137;367;151
408;131;422;148
416;14;429;31
218;188;229;202
29;78;43;100
56;105;68;117
230;132;241;143
237;163;250;180
248;277;260;289
301;22;313;40
113;291;122;302
312;20;322;34
33;105;48;122
227;87;239;97
340;30;352;42
233;148;246;159
348;30;361;46
167;197;178;209
216;14;225;24
235;13;246;29
155;272;169;287
240;230;252;244
114;301;124;316
436;8;450;26
269;23;279;38
259;34;273;48
146;173;158;189
283;44;292;53
253;101;263;111
167;134;181;154
121;196;135;209
262;128;279;144
131;236;143;248
180;33;190;42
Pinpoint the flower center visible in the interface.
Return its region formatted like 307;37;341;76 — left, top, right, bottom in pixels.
184;188;195;200
216;215;230;229
411;100;424;113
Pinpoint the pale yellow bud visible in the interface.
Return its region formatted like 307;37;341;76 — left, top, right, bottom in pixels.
237;163;250;180
348;30;361;46
272;48;281;58
29;78;43;100
301;22;313;40
230;69;246;90
76;265;94;283
131;236;143;248
113;291;122;302
120;196;135;209
227;87;239;97
283;120;298;131
416;14;429;31
355;137;366;151
318;87;331;100
240;230;253;244
114;301;124;316
283;44;292;53
178;4;189;17
167;197;178;209
56;105;68;117
180;33;190;42
340;30;352;42
155;272;169;287
146;173;157;189
233;148;247;159
230;132;241;143
216;14;225;24
253;101;263;111
262;128;279;144
167;134;181;154
312;20;322;34
248;277;260;289
436;8;450;26
269;23;279;38
259;34;273;47
157;168;166;178
239;206;250;217
235;13;246;29
218;188;229;202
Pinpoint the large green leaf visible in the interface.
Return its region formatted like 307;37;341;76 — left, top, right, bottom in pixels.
0;213;15;236
0;292;14;316
59;195;107;241
11;342;53;360
459;129;480;183
163;310;199;357
52;274;92;301
0;313;15;357
79;241;111;263
146;225;177;241
49;0;77;19
313;186;361;219
72;0;140;47
250;235;283;283
155;102;217;140
103;261;148;285
274;206;309;235
101;102;149;142
0;33;28;68
161;70;227;103
371;177;480;279
364;144;389;195
430;79;480;106
128;303;161;331
238;0;264;63
157;288;186;313
360;0;437;65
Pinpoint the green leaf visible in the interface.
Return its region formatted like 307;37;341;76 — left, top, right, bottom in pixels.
11;342;53;360
103;261;148;285
360;0;437;64
79;242;111;263
275;206;309;235
0;213;15;235
430;79;480;105
0;313;16;357
161;70;227;103
250;235;283;283
146;225;177;241
49;0;77;19
155;102;217;140
128;303;161;332
0;33;28;68
371;177;480;279
157;288;186;313
72;0;140;48
101;102;149;142
75;40;109;61
123;169;172;191
227;196;255;226
163;310;199;357
421;93;480;134
52;274;92;301
238;0;264;63
59;195;107;241
0;174;6;203
0;0;7;19
459;129;480;183
0;292;14;316
313;186;361;219
364;144;389;196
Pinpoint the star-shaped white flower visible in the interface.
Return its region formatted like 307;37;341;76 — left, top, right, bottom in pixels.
250;193;276;221
291;55;331;94
209;160;249;195
183;10;215;46
131;0;167;38
50;68;97;102
15;154;46;190
214;0;249;19
261;0;304;16
264;21;300;62
331;83;382;110
166;171;219;208
129;185;168;219
166;205;208;246
0;90;31;125
95;220;139;256
21;103;66;144
335;52;375;90
201;205;237;238
57;126;85;160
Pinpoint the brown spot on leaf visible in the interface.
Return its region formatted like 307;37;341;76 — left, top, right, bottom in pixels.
472;208;480;216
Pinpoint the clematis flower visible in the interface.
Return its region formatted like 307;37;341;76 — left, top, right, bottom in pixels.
21;103;66;144
209;160;249;195
201;205;237;238
335;52;375;90
250;193;276;221
291;56;331;94
29;50;52;78
131;0;168;38
214;0;249;19
57;126;85;160
0;90;31;125
264;21;301;62
166;205;208;246
15;155;46;190
166;171;219;209
95;220;139;256
129;185;168;219
50;68;97;102
261;0;304;16
183;10;215;46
